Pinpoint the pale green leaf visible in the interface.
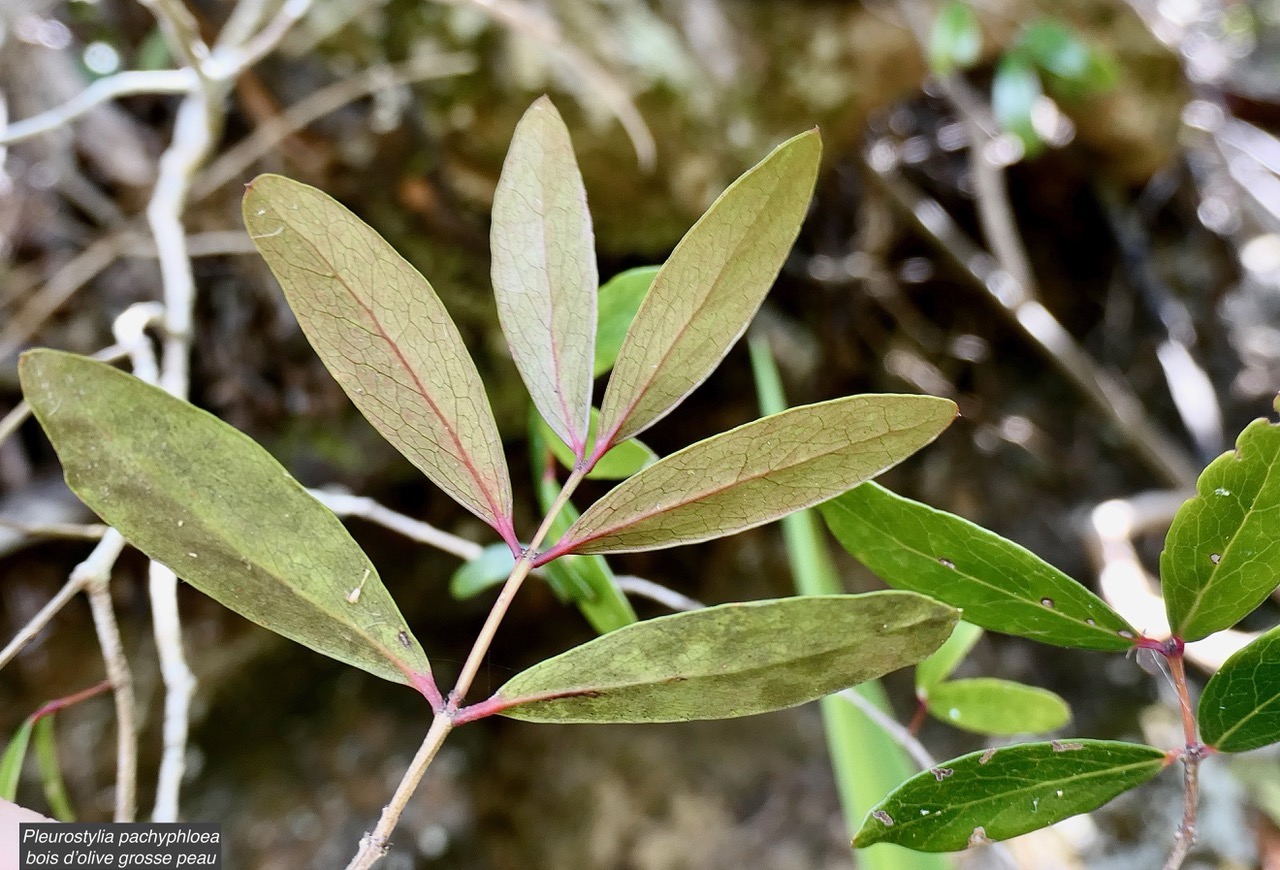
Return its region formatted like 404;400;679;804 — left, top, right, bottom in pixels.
854;741;1169;851
821;483;1136;651
242;174;514;541
596;130;822;449
495;593;958;723
930;1;982;74
33;717;73;821
1199;624;1280;753
450;543;516;600
536;407;657;480
926;678;1071;736
596;266;658;377
0;719;33;801
915;621;984;694
1162;418;1280;641
552;395;957;557
492;97;596;456
993;55;1042;156
20;350;434;692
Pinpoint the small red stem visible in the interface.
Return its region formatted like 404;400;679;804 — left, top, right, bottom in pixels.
907;697;928;737
31;679;112;722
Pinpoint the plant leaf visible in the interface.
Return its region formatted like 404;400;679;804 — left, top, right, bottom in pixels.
930;1;982;74
1199;624;1280;753
595;266;659;377
1020;20;1090;80
492;97;597;456
915;621;984;694
925;678;1070;736
821;483;1136;651
20;350;433;691
595;130;822;449
854;741;1169;851
1162;418;1280;641
450;543;516;600
242;174;514;541
536;408;657;480
32;717;73;821
554;395;956;557
992;54;1043;156
495;592;958;723
0;718;34;801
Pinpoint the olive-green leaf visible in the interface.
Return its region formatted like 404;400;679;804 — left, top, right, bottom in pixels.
33;716;73;821
925;678;1070;736
1162;418;1280;641
0;718;33;801
492;97;596;456
19;350;433;692
929;1;982;74
536;407;657;480
495;592;958;723
1199;624;1280;753
595;130;822;450
595;266;658;377
854;741;1169;851
821;483;1136;651
450;543;517;600
915;621;984;694
242;174;515;543
551;395;956;558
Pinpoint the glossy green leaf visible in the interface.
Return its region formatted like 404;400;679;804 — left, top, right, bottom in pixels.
0;718;34;801
243;174;514;541
492;97;596;456
926;678;1070;736
915;621;984;694
821;483;1136;651
1162;419;1280;641
992;55;1042;156
537;407;657;480
555;395;956;557
929;1;982;74
596;266;658;377
854;741;1169;851
20;350;433;691
596;130;822;449
496;592;958;723
1200;624;1280;753
450;543;516;600
33;717;73;821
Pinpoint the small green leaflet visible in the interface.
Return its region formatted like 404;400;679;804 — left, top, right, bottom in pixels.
854;741;1170;851
450;544;517;600
1020;20;1116;93
915;621;983;694
491;97;596;457
1162;418;1280;642
925;678;1070;736
596;266;658;377
929;1;982;74
821;483;1136;651
243;175;515;543
553;395;957;557
992;55;1043;156
20;351;433;693
535;407;657;480
0;719;33;801
1199;624;1280;753
595;130;822;450
495;593;958;724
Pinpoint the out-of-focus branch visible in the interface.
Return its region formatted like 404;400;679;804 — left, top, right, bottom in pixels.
613;575;705;612
309;490;484;562
0;71;195;146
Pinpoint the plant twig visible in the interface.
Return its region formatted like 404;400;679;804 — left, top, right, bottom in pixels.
0;70;196;146
1162;650;1202;870
308;490;484;562
614;575;705;612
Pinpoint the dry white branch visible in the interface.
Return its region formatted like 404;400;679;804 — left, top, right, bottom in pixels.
0;70;195;146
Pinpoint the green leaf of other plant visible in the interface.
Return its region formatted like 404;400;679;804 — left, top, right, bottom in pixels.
992;55;1043;156
536;407;657;480
450;543;517;600
596;266;658;377
915;621;984;695
821;483;1136;651
1020;20;1116;93
491;97;597;457
595;129;822;450
20;350;434;693
1199;624;1280;753
32;717;73;821
242;174;515;544
495;592;957;723
0;719;34;801
553;395;956;557
929;1;982;74
854;741;1170;851
926;678;1070;736
1162;417;1280;641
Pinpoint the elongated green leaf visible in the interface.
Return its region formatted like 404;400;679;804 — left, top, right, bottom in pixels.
930;1;982;74
0;719;34;801
993;55;1042;156
1200;624;1280;753
32;717;73;821
595;130;822;449
496;593;957;723
1020;20;1116;96
926;678;1070;736
854;741;1169;851
20;350;433;691
915;621;984;694
242;175;514;541
596;266;658;377
450;543;517;600
554;395;956;557
821;483;1136;651
492;97;596;456
537;407;657;480
1162;418;1280;641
